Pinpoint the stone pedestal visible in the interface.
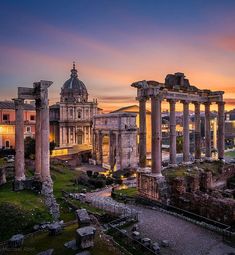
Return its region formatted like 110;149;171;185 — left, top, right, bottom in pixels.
137;168;168;202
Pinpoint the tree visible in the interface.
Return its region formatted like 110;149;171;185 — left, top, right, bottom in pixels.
24;137;35;158
176;136;183;153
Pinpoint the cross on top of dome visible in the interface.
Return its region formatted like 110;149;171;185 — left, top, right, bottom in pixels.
71;61;78;78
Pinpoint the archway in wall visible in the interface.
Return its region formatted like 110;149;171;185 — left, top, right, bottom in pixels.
102;134;110;165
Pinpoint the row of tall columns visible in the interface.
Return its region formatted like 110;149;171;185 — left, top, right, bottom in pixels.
138;97;225;175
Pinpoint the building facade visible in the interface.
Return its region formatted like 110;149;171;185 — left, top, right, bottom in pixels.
0;101;35;149
50;63;100;147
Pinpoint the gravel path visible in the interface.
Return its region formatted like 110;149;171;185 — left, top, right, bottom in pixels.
130;205;235;255
86;188;235;255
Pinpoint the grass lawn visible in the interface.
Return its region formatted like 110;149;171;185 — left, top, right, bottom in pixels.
114;187;137;197
225;150;235;158
8;223;122;255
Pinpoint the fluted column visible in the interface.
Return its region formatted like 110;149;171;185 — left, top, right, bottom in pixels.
139;97;147;168
204;102;211;159
14;98;25;181
194;102;201;161
182;100;190;163
217;102;225;160
169;99;177;166
151;95;162;175
35;99;42;180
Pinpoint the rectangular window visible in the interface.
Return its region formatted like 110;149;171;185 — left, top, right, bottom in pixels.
26;126;31;132
3;114;9;121
30;115;35;121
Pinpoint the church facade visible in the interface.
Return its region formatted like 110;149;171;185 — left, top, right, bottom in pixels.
50;63;100;147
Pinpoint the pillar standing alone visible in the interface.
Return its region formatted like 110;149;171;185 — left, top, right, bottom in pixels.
14;80;53;190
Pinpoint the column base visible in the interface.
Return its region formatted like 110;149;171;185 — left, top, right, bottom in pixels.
41;177;53;195
218;158;225;163
194;158;202;163
15;174;26;182
168;163;178;168
181;161;193;166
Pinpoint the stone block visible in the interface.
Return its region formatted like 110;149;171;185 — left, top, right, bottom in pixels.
76;209;91;227
76;226;96;250
37;249;54;255
8;234;24;248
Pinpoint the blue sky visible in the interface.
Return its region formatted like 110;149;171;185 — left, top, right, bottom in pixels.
0;0;235;111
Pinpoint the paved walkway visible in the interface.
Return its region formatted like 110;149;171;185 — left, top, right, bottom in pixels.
85;188;235;255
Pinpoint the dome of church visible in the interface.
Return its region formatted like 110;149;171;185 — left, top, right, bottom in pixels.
61;62;88;102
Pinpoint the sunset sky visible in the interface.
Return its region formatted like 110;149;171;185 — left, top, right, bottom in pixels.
0;0;235;112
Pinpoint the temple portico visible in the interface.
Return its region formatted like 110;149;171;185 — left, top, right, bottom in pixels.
131;73;225;201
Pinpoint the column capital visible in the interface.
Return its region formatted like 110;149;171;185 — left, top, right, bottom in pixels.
137;96;148;102
167;99;177;104
180;100;190;105
193;101;200;106
217;101;225;106
13;98;24;109
204;101;211;106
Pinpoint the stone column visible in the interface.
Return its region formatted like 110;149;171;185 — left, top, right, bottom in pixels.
217;102;225;160
14;98;25;181
169;99;177;166
194;102;201;161
151;95;162;176
139;97;147;168
182;100;190;163
35;99;42;180
109;131;114;171
36;81;52;184
204;102;211;159
97;131;103;165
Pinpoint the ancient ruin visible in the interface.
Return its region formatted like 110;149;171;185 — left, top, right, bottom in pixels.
92;112;138;171
13;80;53;191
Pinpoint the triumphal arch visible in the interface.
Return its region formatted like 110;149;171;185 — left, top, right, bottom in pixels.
131;72;225;201
13;80;53;192
92;112;138;171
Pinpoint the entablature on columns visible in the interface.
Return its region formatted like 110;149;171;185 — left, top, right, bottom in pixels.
132;75;224;104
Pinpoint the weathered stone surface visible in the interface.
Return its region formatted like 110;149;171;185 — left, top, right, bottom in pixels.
64;239;77;250
0;167;6;186
48;222;63;236
76;226;96;250
76;209;91;227
8;234;24;248
93;112;138;170
36;249;54;255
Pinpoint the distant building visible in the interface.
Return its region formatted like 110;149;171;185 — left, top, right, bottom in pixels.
50;62;101;147
0;101;35;149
